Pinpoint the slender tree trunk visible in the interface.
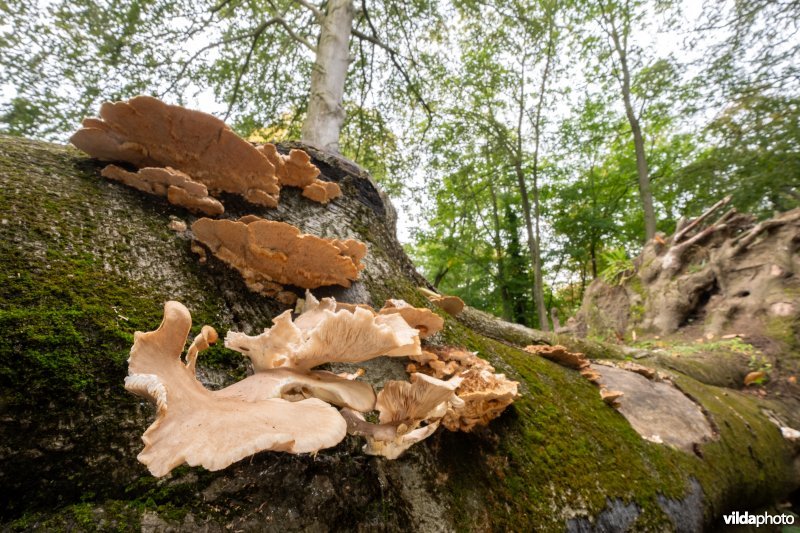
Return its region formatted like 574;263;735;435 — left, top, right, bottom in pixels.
488;180;513;320
529;26;556;332
512;60;548;330
605;11;656;241
301;0;354;153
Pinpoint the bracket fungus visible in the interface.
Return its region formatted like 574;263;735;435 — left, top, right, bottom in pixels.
341;373;464;459
191;216;367;301
225;290;421;372
524;344;589;370
418;287;465;316
70;96;281;207
258;143;342;204
402;346;519;432
124;301;347;477
101;165;224;216
378;299;444;339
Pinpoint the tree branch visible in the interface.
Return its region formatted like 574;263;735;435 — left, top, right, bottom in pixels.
357;0;433;131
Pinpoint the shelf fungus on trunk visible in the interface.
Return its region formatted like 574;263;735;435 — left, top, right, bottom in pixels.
70;96;281;207
100;165;224;216
258;143;342;204
124;301;347;477
418;287;465;316
378;299;444;339
224;290;421;372
524;344;589;370
191;216;367;303
341;373;464;459
404;347;520;432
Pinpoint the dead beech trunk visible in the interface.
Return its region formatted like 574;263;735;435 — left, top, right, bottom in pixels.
301;0;354;153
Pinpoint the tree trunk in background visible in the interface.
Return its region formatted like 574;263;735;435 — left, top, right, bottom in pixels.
605;8;657;241
0;136;797;531
301;0;354;152
515;62;549;331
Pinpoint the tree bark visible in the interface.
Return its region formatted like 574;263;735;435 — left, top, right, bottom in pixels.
529;25;555;333
1;136;797;531
301;0;354;153
604;6;657;241
514;61;549;331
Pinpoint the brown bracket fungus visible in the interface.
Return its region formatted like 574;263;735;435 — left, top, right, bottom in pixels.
418;287;465;316
191;216;367;301
124;301;346;477
341;373;464;459
71;95;281;207
101;165;224;216
225;290;421;372
379;299;444;339
524;344;589;370
258;144;342;204
405;346;520;432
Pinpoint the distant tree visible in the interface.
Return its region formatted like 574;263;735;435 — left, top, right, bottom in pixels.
0;0;437;155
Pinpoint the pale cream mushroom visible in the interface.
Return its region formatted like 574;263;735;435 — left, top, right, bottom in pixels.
341;373;464;459
191;217;367;301
71;96;281;207
124;301;346;477
225;290;421;371
379;299;444;339
101;165;224;216
215;368;375;412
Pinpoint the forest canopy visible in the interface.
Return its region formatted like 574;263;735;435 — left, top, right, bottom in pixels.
1;0;798;329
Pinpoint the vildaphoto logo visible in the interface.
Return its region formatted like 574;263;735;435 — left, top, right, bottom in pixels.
722;511;795;526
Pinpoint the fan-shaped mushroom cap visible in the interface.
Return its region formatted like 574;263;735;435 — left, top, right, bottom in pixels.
71;96;281;207
225;291;421;371
339;374;463;459
215;368;376;412
257;144;342;204
379;299;444;339
377;373;463;424
442;368;519;432
418;287;465;316
524;344;589;370
101;165;224;216
191;217;367;296
124;301;346;477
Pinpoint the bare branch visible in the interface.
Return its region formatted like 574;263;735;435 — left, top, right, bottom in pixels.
673;195;732;243
293;0;324;21
357;0;433;131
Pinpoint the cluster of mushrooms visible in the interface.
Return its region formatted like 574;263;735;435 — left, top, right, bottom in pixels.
71;96;517;477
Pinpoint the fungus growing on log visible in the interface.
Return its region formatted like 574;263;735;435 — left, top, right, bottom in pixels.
379;299;444;339
191;216;367;301
70;96;281;207
404;346;520;432
524;344;589;370
124;301;346;477
419;287;465;316
442;366;519;432
341;373;464;459
101;165;224;216
258;143;342;204
225;290;421;371
215;368;376;412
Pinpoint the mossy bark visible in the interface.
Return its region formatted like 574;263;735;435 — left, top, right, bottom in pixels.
1;136;798;531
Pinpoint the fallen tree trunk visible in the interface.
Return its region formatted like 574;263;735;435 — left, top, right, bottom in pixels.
0;136;798;531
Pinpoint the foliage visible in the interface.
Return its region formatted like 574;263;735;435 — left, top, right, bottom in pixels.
0;0;799;326
598;247;634;286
